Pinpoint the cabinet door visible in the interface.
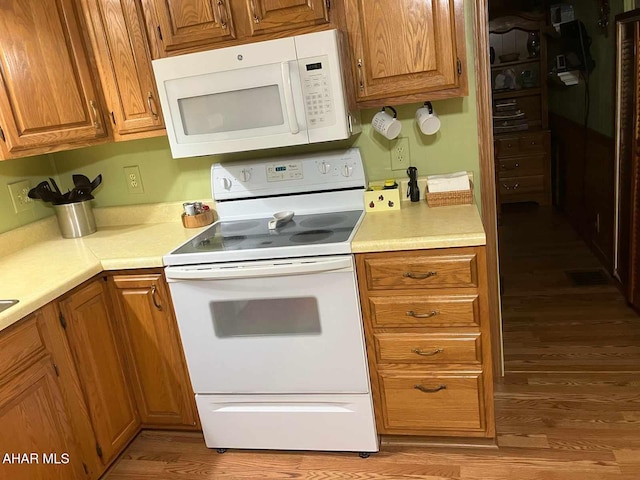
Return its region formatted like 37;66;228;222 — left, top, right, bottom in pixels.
246;0;328;36
110;273;199;428
59;278;140;466
147;0;236;56
0;356;86;480
0;0;107;153
83;0;164;139
345;0;465;105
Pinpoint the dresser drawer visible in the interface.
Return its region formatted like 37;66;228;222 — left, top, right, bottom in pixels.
519;131;548;153
363;254;477;290
369;295;479;328
499;175;544;197
495;137;520;157
374;333;481;364
498;154;545;179
378;372;485;432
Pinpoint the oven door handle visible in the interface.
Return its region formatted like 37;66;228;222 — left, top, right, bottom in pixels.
165;257;353;280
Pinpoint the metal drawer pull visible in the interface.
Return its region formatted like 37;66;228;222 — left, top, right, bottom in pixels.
406;310;439;319
503;183;520;191
89;100;100;129
147;92;159;119
151;285;163;311
357;59;364;91
217;0;228;29
403;271;437;279
250;0;260;23
414;384;447;393
411;347;443;356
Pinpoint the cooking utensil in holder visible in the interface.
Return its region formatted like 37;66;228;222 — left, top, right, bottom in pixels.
53;200;97;238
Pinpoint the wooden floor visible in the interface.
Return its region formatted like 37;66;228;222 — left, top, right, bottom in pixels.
106;205;640;479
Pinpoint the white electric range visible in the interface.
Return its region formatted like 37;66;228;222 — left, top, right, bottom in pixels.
164;148;378;455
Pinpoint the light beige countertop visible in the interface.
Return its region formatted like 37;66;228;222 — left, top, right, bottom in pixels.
1;199;485;332
0;202;211;332
352;201;486;253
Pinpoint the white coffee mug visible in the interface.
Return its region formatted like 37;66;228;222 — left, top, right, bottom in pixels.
416;101;441;135
372;106;401;140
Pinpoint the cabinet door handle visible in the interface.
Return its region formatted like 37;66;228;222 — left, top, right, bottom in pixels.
151;285;163;311
217;0;228;29
406;310;439;319
250;0;260;23
357;58;364;91
414;384;447;393
147;92;159;119
403;271;437;280
89;100;100;129
411;347;443;356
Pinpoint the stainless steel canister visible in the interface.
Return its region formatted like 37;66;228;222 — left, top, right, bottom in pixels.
53;200;97;238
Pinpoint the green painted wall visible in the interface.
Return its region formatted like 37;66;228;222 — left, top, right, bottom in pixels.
2;1;481;233
0;155;58;234
548;0;625;137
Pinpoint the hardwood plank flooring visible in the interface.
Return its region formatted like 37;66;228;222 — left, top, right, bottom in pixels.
106;205;640;479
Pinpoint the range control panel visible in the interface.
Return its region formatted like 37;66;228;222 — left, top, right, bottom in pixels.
212;148;365;200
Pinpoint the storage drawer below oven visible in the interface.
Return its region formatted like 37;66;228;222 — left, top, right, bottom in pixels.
195;393;378;452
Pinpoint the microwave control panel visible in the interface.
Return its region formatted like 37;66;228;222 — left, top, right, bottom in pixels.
300;56;336;129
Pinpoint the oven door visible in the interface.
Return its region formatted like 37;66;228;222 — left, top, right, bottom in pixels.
153;37;308;158
165;256;370;395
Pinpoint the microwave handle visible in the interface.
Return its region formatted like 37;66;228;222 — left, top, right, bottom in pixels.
281;62;300;135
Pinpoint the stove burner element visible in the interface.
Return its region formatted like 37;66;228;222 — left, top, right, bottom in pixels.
222;235;247;246
299;214;347;228
221;220;261;233
289;229;333;244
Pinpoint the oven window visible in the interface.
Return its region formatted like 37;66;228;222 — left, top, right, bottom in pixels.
210;297;321;337
178;85;284;135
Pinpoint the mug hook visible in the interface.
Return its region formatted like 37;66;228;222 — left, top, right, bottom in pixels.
423;101;433;114
382;106;397;118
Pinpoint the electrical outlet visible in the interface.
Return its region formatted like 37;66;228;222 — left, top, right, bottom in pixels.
124;165;144;194
390;137;410;171
8;180;33;213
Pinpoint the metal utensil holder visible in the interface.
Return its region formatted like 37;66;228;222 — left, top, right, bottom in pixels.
53;200;97;238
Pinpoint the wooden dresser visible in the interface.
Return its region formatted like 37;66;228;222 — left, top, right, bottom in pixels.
356;246;495;440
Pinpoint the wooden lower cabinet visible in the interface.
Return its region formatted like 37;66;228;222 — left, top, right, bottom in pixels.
0;309;89;480
58;277;140;467
109;272;199;429
356;247;495;439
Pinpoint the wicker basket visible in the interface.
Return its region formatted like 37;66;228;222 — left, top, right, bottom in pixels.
425;182;474;207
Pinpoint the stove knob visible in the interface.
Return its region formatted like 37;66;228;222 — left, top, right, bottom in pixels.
341;164;353;177
241;169;252;182
219;177;232;190
319;161;331;174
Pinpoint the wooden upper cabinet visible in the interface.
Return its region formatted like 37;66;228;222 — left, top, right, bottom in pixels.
82;0;165;139
58;278;140;466
109;273;199;429
344;0;467;107
146;0;236;56
0;0;107;154
246;0;328;36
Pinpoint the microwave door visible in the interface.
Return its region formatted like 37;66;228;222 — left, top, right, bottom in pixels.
163;62;308;157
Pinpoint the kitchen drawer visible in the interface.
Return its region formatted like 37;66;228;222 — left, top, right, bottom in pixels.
378;372;485;432
519;131;548;154
363;254;477;290
369;295;479;328
374;333;481;365
495;136;520;157
499;175;544;197
0;316;46;381
498;154;545;179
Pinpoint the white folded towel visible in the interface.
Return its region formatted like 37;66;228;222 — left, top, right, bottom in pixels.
427;171;470;193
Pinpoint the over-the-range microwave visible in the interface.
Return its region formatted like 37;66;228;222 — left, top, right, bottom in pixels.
152;29;361;158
